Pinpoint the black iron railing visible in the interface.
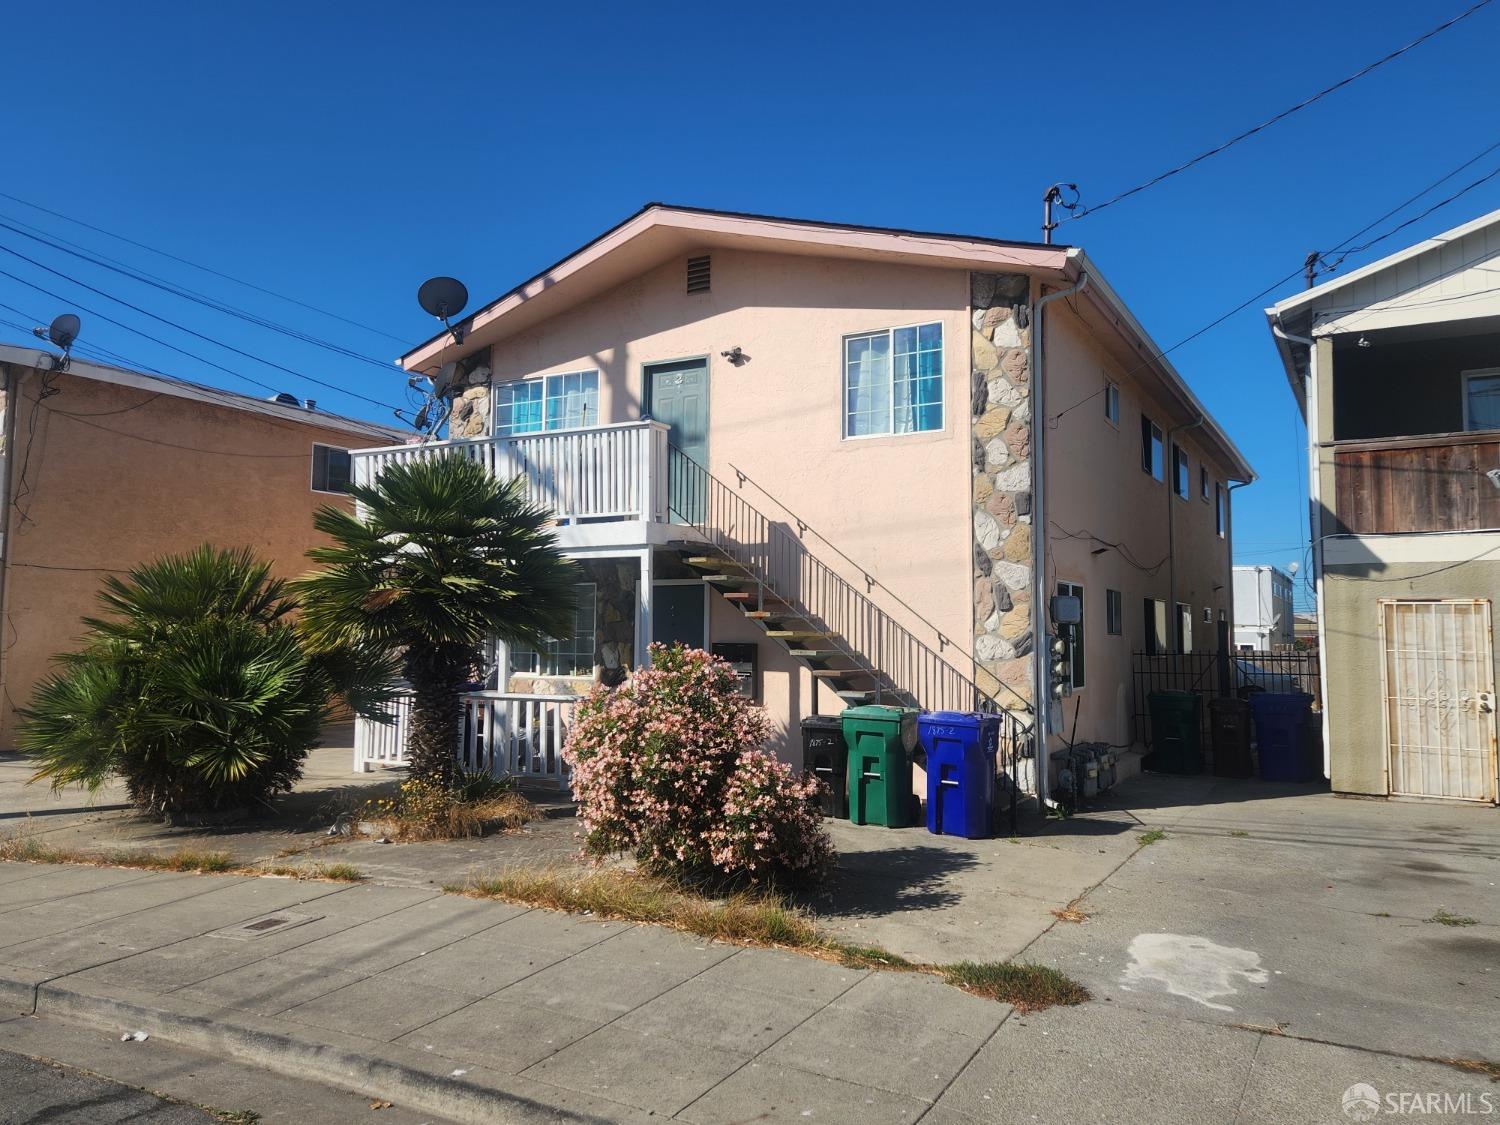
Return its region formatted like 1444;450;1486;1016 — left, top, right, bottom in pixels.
1131;649;1322;747
666;447;1035;802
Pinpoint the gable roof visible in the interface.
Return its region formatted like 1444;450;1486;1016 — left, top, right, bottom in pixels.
402;203;1252;480
1264;206;1500;398
0;342;404;442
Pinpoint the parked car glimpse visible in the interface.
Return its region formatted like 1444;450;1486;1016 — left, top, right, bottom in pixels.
1234;658;1301;694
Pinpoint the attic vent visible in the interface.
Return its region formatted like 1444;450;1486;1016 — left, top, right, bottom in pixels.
686;255;711;294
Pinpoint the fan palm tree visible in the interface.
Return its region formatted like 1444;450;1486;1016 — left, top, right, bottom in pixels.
20;545;392;815
295;454;579;787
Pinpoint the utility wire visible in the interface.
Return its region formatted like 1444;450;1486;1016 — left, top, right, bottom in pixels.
1063;0;1494;223
0;244;401;411
0;214;401;374
0;189;410;344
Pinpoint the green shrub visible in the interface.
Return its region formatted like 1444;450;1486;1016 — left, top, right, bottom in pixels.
19;546;392;816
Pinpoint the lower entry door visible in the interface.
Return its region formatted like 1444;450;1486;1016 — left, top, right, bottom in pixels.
1381;598;1498;802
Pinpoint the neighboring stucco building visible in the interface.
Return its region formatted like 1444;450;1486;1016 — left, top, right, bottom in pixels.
0;344;402;750
356;205;1252;794
1232;564;1295;651
1267;208;1500;804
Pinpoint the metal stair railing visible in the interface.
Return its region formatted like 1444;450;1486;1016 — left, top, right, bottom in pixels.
666;447;1036;769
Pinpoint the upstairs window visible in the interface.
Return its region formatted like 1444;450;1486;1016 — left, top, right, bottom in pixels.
844;323;943;438
1464;369;1500;431
495;370;599;436
1215;483;1227;538
1200;465;1209;501
1141;415;1164;480
311;444;352;494
1105;588;1122;636
1144;597;1168;655
1173;444;1189;499
1104;382;1120;426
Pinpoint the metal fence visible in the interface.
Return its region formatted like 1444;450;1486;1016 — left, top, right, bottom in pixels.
1131;649;1322;749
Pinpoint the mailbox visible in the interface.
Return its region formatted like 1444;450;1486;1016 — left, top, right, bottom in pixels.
711;642;758;701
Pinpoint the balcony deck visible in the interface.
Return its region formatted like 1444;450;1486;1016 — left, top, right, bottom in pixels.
1332;430;1500;534
350;420;698;551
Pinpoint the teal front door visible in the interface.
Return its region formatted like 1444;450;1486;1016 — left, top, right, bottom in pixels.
652;583;707;650
646;360;708;523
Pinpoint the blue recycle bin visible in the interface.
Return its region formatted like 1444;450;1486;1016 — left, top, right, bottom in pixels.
1248;692;1317;782
918;711;1000;839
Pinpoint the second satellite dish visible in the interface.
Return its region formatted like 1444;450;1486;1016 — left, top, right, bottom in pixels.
48;314;81;351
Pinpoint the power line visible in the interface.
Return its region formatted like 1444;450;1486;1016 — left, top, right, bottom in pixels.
0;250;401;411
1063;0;1494;224
0;189;411;345
0;240;401;409
0;214;401;374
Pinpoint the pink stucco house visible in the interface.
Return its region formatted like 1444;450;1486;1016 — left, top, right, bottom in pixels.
352;205;1252;798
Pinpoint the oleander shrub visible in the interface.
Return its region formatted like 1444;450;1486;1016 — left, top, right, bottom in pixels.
565;644;832;884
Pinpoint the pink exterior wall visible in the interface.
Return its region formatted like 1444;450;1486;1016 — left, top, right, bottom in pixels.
1041;306;1235;749
486;249;974;760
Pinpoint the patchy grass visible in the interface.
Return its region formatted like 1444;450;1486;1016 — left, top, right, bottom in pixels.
362;777;540;842
941;961;1091;1012
457;867;824;949
212;1112;262;1124
312;863;365;883
1228;830;1249;838
1137;829;1167;847
452;866;1090;1012
1425;909;1479;928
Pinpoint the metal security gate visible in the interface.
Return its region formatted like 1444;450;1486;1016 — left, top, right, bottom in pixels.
1380;599;1498;803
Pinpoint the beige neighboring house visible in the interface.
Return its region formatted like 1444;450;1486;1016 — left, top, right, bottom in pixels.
1267;207;1500;805
355;205;1252;797
0;343;403;750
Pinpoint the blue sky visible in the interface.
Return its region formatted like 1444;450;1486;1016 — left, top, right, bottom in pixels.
3;0;1497;610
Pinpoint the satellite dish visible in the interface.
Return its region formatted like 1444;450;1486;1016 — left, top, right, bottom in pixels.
417;277;468;322
48;314;81;350
432;361;460;396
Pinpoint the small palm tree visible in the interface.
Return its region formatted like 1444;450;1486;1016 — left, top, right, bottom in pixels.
295;455;579;787
20;546;390;815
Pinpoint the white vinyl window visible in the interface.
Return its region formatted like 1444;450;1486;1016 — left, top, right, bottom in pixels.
1463;369;1500;431
1106;589;1122;635
1215;483;1227;538
1104;382;1120;426
1141;415;1164;480
843;323;943;438
495;370;599;437
1176;603;1193;653
1173;444;1189;499
510;583;597;677
311;444;352;494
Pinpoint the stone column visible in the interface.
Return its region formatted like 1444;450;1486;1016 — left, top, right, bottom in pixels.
970;272;1035;706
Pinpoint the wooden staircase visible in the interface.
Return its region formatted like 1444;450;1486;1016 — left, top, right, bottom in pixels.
675;550;887;707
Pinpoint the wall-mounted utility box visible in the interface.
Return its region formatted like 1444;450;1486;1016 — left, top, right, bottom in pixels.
712;642;758;701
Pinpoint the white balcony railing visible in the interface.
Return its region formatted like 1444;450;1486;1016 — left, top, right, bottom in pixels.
350;420;670;526
353;690;580;789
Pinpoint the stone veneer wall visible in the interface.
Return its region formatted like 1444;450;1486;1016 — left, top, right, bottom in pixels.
447;358;492;439
970;273;1035;706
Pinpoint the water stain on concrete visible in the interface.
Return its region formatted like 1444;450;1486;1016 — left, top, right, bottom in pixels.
1120;933;1269;1012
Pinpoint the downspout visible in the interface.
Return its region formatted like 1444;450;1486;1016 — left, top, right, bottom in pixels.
1030;271;1088;808
1165;414;1205;650
1272;317;1330;779
0;363;16;735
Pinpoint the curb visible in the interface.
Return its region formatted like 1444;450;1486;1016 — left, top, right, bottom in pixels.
3;968;650;1125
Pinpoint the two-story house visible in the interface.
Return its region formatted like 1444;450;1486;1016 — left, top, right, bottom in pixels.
1267;207;1500;805
0;343;403;750
354;205;1251;799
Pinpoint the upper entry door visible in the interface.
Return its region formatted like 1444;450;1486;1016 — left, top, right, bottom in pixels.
646;359;708;523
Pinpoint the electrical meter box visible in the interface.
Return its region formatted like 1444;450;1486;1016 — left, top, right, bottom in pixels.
711;642;758;701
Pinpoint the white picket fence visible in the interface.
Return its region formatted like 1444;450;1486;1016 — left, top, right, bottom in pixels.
350;420;669;525
353;691;580;789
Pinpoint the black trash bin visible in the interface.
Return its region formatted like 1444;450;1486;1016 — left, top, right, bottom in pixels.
1145;690;1204;774
1209;698;1253;778
801;715;848;819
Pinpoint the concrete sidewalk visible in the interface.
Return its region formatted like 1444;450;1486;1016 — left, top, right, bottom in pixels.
3;828;1496;1125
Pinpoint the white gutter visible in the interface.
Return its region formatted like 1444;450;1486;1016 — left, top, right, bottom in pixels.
1031;271;1090;808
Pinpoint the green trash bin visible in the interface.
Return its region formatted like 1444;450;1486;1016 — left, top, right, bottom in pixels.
843;705;918;827
1145;691;1204;774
